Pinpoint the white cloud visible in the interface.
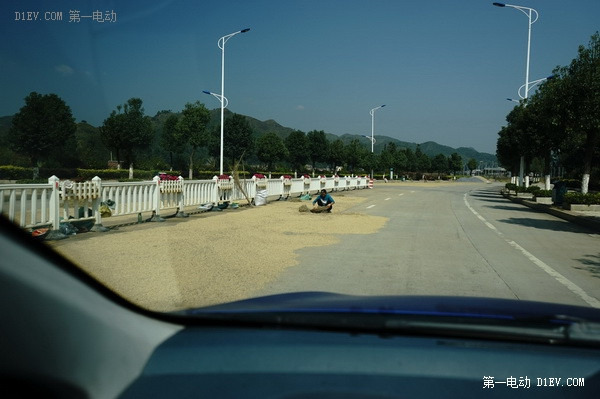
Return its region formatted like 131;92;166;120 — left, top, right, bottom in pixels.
55;64;74;76
295;105;305;111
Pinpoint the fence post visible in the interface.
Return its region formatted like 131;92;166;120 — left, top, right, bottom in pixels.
90;176;109;232
175;176;188;218
150;175;165;222
45;175;65;240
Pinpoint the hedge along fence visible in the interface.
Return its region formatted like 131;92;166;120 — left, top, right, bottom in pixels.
0;166;83;181
505;183;548;195
563;192;600;206
505;183;520;194
0;165;38;180
0;165;253;182
76;168;130;180
534;190;552;198
0;166;186;181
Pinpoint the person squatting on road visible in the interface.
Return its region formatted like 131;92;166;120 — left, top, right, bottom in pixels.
311;189;335;213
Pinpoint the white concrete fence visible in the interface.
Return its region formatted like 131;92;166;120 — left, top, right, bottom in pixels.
1;174;368;232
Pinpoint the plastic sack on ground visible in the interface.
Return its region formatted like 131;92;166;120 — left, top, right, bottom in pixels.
100;204;112;217
255;189;268;206
59;222;78;236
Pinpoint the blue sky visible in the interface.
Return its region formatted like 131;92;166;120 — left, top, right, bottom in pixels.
1;1;599;154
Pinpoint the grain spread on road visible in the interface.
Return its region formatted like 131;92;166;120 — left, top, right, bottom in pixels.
49;194;388;311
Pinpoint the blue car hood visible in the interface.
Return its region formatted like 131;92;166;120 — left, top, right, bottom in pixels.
183;292;600;322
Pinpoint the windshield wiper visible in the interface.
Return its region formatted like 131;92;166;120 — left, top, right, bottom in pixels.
171;310;600;347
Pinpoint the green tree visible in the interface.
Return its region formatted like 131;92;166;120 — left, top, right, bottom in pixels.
395;149;408;173
379;143;397;173
562;32;600;193
526;72;570;189
361;152;377;176
285;130;309;172
345;139;369;173
496;125;521;177
160;114;185;171
404;148;416;172
9;92;76;167
448;152;463;174
496;32;600;192
306;130;329;170
100;98;153;167
467;158;478;173
75;122;110;169
223;113;254;170
414;146;431;173
177;101;210;178
432;154;450;173
256;132;288;171
328;138;346;172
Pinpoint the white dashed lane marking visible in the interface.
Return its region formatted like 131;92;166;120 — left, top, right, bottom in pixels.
463;193;600;308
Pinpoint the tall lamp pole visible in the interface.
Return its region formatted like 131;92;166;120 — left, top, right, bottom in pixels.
493;2;538;186
213;28;250;176
369;105;386;179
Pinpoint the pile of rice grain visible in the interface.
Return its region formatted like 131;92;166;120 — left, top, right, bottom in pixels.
49;194;388;311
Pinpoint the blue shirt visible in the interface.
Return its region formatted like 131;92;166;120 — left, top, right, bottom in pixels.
313;193;335;206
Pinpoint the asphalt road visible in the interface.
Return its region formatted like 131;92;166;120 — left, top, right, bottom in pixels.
258;182;600;308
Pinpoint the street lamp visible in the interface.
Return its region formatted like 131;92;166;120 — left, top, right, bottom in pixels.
203;90;228;108
369;105;385;179
493;2;538;187
507;75;553;102
213;28;250;176
517;74;554;99
361;135;376;147
369;105;386;154
202;90;228;174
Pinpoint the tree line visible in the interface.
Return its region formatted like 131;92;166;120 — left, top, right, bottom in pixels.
4;94;472;179
496;32;599;193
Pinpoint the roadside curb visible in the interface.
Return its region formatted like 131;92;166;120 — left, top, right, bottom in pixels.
502;193;600;233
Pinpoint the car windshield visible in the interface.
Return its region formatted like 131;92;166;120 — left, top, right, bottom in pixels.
1;0;599;322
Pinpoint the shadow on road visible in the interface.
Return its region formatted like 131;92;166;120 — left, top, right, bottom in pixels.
486;205;539;212
497;217;586;233
473;197;510;204
469;192;504;200
574;254;600;279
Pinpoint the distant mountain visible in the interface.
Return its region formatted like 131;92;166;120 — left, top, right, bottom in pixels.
1;110;497;164
212;110;497;163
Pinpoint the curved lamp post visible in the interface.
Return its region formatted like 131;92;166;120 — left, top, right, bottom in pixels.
507;75;554;102
369;105;386;179
203;90;228;108
369;105;386;154
361;135;376;147
493;2;538;187
517;74;554;99
212;28;250;176
202;91;228;174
